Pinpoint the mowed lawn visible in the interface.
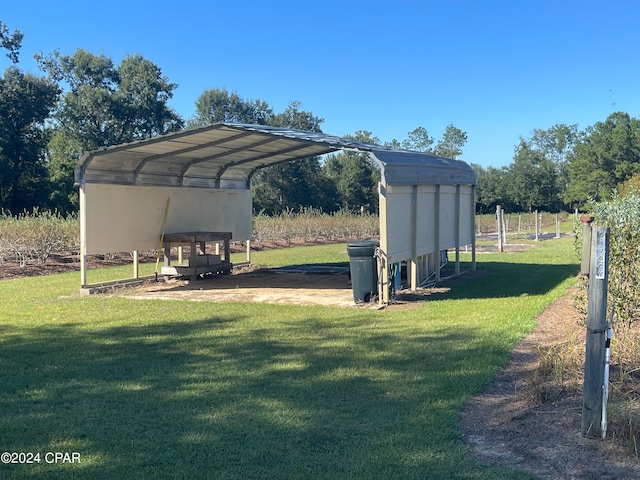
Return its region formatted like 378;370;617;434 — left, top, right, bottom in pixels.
0;237;578;479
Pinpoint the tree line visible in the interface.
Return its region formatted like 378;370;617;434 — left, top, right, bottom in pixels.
2;20;639;218
474;115;640;214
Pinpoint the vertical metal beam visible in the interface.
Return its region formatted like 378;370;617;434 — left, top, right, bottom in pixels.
435;185;441;282
471;185;476;271
79;186;88;288
455;185;461;276
246;240;251;264
496;205;503;253
133;250;139;279
378;183;390;304
410;185;418;291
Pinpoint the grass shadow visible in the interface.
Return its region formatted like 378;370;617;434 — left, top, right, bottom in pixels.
0;309;523;480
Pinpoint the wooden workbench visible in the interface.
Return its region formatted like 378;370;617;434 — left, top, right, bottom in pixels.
161;231;232;280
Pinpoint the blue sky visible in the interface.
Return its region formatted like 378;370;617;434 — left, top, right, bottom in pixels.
3;0;639;167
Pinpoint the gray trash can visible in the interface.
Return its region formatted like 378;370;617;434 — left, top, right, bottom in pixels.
347;240;379;303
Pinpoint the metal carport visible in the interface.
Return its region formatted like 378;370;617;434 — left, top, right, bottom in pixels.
75;122;477;303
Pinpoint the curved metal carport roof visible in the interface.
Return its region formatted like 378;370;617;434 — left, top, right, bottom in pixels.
74;123;477;189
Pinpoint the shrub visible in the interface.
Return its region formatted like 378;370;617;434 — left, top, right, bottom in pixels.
252;208;379;247
591;191;640;328
0;209;79;266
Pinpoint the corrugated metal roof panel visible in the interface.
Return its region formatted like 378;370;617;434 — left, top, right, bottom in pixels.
74;122;476;189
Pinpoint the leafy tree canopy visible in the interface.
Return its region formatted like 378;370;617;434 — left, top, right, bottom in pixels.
505;138;562;212
36;49;184;213
0;21;59;213
252;101;337;214
434;124;468;159
323;130;381;213
0;20;23;64
386;124;468;160
188;87;272;128
565;112;640;207
38;49;184;150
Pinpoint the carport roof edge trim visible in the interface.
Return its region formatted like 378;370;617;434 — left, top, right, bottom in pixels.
74;122;477;188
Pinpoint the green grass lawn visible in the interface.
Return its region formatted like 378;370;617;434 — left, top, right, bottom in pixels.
0;237;578;479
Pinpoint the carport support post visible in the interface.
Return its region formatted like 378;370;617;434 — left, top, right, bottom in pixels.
79;186;87;288
581;225;610;437
496;205;503;252
133;250;139;279
378;182;390;304
410;185;418;291
454;185;460;276
435;185;441;282
471;185;476;271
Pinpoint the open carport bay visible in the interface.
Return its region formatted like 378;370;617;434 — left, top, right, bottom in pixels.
124;266;358;308
121;263;478;308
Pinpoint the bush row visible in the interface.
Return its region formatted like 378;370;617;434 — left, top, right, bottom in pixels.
0;209;380;266
0;208;575;267
252;208;379;247
0;210;79;266
591;191;640;328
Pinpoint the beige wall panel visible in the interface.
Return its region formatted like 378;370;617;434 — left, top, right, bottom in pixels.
83;184;252;255
459;185;474;243
381;184;475;265
439;185;457;249
415;185;437;256
383;185;414;264
383;184;438;265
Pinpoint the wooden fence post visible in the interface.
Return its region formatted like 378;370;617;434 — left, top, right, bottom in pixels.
582;225;610;437
580;216;594;276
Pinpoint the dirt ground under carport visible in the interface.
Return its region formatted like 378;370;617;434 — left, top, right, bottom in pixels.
124;267;358;307
121;265;460;308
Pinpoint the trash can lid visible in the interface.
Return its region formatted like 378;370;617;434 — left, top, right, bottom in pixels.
347;241;377;257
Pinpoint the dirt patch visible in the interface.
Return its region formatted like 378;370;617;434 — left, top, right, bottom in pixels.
460;291;640;479
124;267;361;308
121;265;488;309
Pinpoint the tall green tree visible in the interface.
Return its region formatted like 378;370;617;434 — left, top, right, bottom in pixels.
434;124;468;159
252;101;338;213
323;130;381;213
472;163;509;214
386;124;468;159
187;88;272;128
0;21;23;63
530;123;578;165
565;112;640;206
505;139;562;212
37;49;183;213
401;126;434;152
0;21;59;213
